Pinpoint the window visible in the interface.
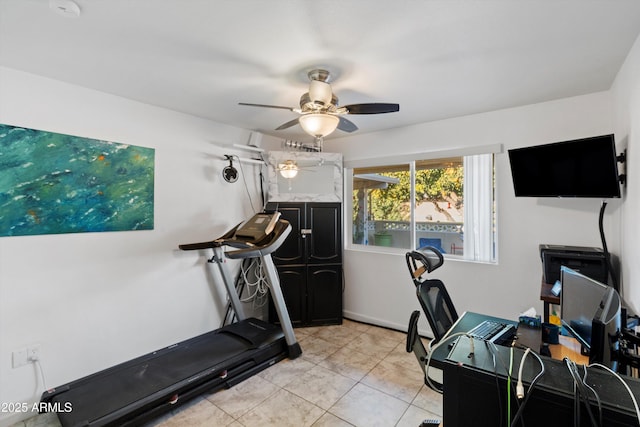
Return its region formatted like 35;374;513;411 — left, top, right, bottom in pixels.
345;146;499;263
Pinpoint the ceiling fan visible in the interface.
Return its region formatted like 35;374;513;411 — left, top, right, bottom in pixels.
239;69;399;138
276;157;325;178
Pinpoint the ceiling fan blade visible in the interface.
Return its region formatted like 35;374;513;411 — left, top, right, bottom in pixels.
338;116;358;133
275;118;300;130
239;102;295;111
343;103;400;114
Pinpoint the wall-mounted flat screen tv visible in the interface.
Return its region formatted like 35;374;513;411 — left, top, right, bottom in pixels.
508;134;621;198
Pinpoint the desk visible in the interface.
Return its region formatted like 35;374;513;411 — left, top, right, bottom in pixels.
549;335;589;364
517;322;589;364
435;311;585;364
432;312;640;427
429;311;518;367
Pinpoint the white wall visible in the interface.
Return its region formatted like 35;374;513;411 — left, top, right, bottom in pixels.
0;67;263;426
325;91;624;332
612;32;640;315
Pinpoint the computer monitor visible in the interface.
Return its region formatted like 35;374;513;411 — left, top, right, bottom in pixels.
560;266;621;368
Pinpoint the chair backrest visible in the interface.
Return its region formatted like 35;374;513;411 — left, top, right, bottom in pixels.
405;247;458;342
415;279;458;342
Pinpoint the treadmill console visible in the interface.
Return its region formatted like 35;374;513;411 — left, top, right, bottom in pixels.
234;212;281;241
178;212;286;252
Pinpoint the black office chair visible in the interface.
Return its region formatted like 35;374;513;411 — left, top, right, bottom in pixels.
405;246;459;392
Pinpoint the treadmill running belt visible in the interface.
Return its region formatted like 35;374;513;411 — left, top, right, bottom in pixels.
55;333;247;425
47;319;286;426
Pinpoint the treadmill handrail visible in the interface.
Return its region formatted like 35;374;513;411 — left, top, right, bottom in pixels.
178;223;241;251
178;220;292;259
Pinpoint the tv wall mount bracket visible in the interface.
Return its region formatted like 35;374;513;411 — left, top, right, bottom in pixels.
618;149;627;186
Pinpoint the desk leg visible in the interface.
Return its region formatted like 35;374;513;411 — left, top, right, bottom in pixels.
543;302;551;323
543;302;550;324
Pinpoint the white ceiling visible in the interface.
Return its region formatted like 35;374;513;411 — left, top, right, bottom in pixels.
1;0;640;141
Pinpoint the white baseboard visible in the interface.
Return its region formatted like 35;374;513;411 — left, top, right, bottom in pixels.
343;310;408;332
343;310;434;339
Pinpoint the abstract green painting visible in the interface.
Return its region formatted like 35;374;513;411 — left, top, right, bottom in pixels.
0;124;155;237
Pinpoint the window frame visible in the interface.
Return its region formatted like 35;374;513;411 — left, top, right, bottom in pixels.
344;144;502;263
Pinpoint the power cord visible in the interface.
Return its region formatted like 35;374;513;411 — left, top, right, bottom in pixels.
581;364;603;427
486;342;505;427
588;362;640;424
516;348;531;399
483;342;525;426
231;154;257;214
239;258;270;309
564;358;598;427
424;332;476;393
508;346;514;425
28;352;47;397
509;347;545;427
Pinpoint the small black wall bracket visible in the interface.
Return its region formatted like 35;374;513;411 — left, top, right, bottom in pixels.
618;149;627;186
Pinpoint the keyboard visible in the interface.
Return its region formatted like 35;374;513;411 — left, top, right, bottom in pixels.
467;320;516;345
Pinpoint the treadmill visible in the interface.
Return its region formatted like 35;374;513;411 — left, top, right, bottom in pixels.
41;212;301;427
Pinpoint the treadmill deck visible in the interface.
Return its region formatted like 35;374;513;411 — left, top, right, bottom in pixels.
42;318;287;427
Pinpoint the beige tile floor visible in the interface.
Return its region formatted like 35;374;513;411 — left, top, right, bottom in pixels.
13;319;443;427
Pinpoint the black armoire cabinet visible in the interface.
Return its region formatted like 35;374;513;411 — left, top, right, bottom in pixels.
266;202;343;326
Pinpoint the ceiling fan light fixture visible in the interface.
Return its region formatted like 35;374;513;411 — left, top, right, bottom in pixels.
299;113;339;138
240;67;399;136
278;160;299;179
308;80;333;105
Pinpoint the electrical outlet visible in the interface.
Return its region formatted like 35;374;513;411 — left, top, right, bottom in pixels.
12;344;41;368
12;347;28;368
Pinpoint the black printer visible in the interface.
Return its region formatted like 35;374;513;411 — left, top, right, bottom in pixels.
539;244;608;285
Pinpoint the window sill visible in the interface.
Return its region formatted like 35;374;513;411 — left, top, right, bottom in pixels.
344;244;498;265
